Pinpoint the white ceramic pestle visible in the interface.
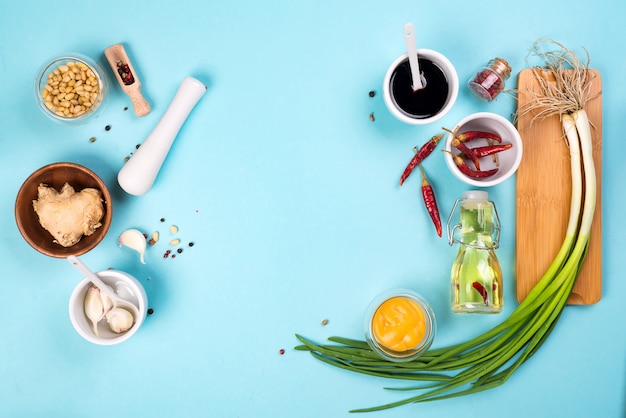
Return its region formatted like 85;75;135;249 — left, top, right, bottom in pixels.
117;76;207;196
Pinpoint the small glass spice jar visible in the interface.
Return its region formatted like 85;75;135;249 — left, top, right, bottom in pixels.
467;58;511;102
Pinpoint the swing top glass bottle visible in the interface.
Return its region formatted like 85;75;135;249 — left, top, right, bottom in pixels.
447;190;503;314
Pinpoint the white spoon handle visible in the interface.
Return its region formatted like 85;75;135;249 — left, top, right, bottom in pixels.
67;255;116;301
117;76;207;196
403;23;423;90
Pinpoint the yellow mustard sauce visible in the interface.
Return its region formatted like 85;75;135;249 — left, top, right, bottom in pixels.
372;296;426;352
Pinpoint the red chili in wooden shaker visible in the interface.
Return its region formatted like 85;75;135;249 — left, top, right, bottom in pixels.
468;58;511;102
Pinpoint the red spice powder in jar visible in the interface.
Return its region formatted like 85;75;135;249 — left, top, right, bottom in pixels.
468;58;511;102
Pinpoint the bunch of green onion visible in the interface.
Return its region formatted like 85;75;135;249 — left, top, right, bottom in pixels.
295;39;598;413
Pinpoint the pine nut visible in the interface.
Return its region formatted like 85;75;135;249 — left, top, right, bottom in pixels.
40;59;101;119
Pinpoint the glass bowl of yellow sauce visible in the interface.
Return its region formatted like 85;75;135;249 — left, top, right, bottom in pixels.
364;289;436;362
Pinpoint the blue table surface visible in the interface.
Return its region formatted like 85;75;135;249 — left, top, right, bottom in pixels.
1;1;624;417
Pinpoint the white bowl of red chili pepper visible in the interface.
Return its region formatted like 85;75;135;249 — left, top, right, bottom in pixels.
443;112;522;187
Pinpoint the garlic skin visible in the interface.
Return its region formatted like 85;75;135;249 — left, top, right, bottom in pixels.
106;307;134;333
118;229;147;264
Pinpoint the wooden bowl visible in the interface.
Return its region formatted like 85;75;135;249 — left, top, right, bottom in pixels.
15;162;113;257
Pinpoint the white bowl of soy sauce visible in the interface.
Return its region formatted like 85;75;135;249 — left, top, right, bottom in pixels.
383;49;459;125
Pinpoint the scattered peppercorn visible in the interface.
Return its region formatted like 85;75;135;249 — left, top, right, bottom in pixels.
105;125;111;131
279;349;285;355
177;248;183;254
89;137;96;143
322;319;329;326
147;308;154;315
136;144;141;149
124;106;128;111
369;112;375;122
171;254;176;259
188;242;194;247
160;218;165;222
124;156;130;162
369;90;375;98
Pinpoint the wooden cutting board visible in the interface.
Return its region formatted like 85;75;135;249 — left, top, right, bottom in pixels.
515;68;602;304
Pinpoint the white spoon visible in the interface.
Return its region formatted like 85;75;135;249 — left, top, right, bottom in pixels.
67;255;140;322
403;22;424;91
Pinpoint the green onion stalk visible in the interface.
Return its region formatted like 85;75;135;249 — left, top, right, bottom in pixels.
295;39;599;413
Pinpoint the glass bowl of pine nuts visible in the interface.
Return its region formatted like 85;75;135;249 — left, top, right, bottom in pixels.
34;53;109;124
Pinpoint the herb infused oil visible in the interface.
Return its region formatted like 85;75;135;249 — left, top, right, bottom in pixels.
448;191;503;314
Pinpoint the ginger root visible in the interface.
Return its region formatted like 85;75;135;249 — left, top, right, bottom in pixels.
32;183;104;247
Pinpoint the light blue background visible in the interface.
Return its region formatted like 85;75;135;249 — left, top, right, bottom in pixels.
1;0;623;417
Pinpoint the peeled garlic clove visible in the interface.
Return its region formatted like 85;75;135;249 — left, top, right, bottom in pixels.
105;307;134;333
118;229;147;264
84;286;104;337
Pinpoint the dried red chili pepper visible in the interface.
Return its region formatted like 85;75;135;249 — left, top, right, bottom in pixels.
443;127;502;143
451;138;481;171
399;133;444;186
418;164;442;237
468;143;513;158
472;281;490;306
447;152;498;178
457;130;502;143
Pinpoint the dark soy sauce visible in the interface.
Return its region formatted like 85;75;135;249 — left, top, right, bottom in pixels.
390;58;449;119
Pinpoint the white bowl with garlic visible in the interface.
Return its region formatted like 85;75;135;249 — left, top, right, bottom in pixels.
69;269;147;345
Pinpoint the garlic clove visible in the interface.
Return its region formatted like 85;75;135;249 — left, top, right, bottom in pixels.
105;307;135;334
84;285;104;337
118;228;147;264
99;288;113;318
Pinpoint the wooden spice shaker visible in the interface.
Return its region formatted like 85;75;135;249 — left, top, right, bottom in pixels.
104;44;151;117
